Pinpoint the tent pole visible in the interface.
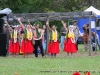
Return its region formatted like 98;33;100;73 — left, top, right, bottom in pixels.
88;15;92;56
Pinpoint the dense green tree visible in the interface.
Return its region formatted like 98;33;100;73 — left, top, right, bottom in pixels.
0;0;100;13
0;0;100;31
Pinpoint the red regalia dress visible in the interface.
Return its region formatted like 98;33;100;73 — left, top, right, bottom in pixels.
48;30;59;54
8;30;19;54
64;32;77;53
8;33;13;53
21;29;34;53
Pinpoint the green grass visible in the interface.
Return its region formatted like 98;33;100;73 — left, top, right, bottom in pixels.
0;44;100;75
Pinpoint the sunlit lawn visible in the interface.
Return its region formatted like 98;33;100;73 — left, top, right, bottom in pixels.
0;44;100;75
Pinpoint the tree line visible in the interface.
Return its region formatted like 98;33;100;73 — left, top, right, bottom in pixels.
0;0;100;13
0;0;99;31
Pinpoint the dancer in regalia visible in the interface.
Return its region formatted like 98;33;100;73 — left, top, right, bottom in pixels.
18;18;34;58
61;20;77;56
46;20;59;57
5;21;19;56
19;26;24;54
33;21;44;57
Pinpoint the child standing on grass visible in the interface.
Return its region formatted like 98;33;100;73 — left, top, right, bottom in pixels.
46;20;59;57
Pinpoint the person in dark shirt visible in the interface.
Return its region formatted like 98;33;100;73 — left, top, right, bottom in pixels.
60;21;68;50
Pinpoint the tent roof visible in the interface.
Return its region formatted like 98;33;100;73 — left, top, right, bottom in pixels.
85;6;100;18
0;8;12;18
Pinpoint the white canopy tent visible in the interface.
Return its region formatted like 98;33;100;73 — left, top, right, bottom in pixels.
0;8;12;19
85;6;100;18
0;8;12;15
84;6;100;28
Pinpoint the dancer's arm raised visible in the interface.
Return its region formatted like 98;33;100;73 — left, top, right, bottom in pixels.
4;20;12;31
17;18;25;29
46;20;52;31
61;20;68;32
28;19;31;25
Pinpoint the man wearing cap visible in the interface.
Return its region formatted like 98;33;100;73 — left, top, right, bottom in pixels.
73;20;79;50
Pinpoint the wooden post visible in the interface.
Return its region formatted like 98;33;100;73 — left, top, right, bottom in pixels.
68;20;69;25
95;18;97;54
45;17;49;55
88;16;92;56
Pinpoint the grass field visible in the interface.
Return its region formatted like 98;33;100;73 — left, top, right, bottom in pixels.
0;44;100;75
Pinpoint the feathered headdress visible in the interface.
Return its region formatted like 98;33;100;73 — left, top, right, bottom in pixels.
68;25;74;30
68;25;74;28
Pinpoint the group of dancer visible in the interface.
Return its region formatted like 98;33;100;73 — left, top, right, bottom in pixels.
5;18;79;58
